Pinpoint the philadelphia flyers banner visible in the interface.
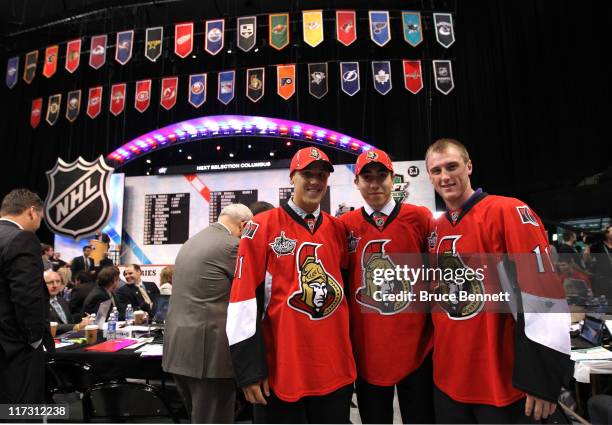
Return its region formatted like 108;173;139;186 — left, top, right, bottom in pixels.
277;64;295;100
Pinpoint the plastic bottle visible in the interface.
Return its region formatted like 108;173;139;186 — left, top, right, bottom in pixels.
125;304;134;324
107;310;117;340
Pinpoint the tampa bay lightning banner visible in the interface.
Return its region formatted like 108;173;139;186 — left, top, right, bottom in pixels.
6;56;18;88
372;61;392;95
369;11;391;47
189;74;207;107
217;70;235;105
340;62;360;96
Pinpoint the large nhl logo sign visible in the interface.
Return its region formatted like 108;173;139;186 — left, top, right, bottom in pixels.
44;156;114;239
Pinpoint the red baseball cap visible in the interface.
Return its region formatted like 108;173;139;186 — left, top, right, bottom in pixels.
354;149;394;175
289;147;334;174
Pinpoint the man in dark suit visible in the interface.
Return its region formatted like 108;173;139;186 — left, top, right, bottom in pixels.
163;203;253;423
116;264;160;316
69;271;96;315
44;270;90;335
0;189;47;403
71;245;95;277
82;267;120;318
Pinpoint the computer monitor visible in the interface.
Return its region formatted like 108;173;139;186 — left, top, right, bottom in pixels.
95;299;112;324
580;316;604;346
153;295;170;323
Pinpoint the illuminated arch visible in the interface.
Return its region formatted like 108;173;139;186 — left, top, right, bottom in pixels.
106;115;374;167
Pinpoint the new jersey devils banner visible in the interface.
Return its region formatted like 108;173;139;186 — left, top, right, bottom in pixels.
46;94;62;126
43;45;58;78
161;77;178;110
246;68;264;103
110;83;126;115
145;27;163;62
433;60;454;94
175;23;194;58
237;16;257;52
340;62;360;96
65;39;81;73
30;98;42;128
369;11;391;47
402;11;423;46
189;74;207;107
434;13;455;48
403;60;423;94
65;90;81;122
23;50;38;84
205;19;225;55
87;86;103;118
115;30;134;65
217;71;235;105
6;56;18;88
308;63;328;99
269;13;289;50
135;79;152;112
89;35;107;69
336;10;357;46
302;10;324;47
277;64;296;100
44;156;114;239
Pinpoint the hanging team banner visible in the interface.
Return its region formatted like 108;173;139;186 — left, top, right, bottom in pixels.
65;39;81;73
269;13;289;50
115;30;134;65
372;61;392;95
23;50;38;84
65;90;81;122
308;63;328;99
369;11;391;47
205;19;225;56
302;10;323;47
237;16;257;52
277;64;295;100
434;13;455;48
145;27;163;62
43;45;58;78
135;79;152;112
402;11;423;46
340;62;360;96
217;71;235;105
402;60;423;94
161;77;178;110
110;83;126;116
189;74;207;107
46;94;62;126
336;10;357;46
87;86;103;119
30;98;42;128
246;68;264;103
6;56;18;88
433;60;454;94
175;23;194;58
89;35;107;69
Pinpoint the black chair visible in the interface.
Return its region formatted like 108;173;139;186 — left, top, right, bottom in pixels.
47;359;107;394
83;382;179;423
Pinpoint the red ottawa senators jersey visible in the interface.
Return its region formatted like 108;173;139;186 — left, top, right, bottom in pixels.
227;204;356;402
340;202;434;386
428;191;572;407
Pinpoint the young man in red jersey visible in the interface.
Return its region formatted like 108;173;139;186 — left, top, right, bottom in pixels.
226;147;356;423
426;138;572;423
340;149;435;423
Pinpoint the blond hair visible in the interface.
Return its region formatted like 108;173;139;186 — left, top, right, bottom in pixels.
425;138;470;166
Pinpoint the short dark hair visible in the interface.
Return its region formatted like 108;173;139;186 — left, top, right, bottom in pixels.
97;266;119;288
0;189;43;216
127;264;141;272
75;271;94;284
41;243;53;255
82;245;92;252
249;201;275;216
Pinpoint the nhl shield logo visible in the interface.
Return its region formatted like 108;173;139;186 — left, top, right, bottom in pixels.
44;156;114;239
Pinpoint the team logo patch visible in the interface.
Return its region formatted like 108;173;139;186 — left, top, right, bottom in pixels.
356;240;411;314
44;156;114;240
269;231;297;257
288;243;343;319
434;235;485;320
517;206;539;227
242;220;259;239
427;227;438;249
309;148;321;159
347;231;361;253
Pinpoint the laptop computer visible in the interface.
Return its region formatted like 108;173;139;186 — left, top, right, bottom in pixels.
59;300;112;339
152;295;170;323
571;315;605;349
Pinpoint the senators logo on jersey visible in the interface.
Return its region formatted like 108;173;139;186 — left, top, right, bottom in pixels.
434;235;485;319
356;240;411;314
288;242;343;319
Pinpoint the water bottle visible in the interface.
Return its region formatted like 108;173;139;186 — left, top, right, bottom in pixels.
125;304;134;324
107;309;117;340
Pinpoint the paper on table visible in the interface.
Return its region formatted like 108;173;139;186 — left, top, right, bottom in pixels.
571;346;612;361
605;320;612;332
136;343;163;357
54;341;74;349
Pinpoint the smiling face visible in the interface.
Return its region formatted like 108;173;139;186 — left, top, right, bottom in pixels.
426;146;474;210
124;265;141;284
355;163;393;210
291;162;330;213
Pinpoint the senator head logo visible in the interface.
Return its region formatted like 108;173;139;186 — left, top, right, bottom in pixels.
44;156;113;239
288;242;343;319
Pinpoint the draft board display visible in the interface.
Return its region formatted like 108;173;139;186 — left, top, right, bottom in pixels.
121;160;434;265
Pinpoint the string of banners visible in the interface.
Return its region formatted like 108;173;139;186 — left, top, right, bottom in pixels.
29;60;454;128
6;11;455;88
